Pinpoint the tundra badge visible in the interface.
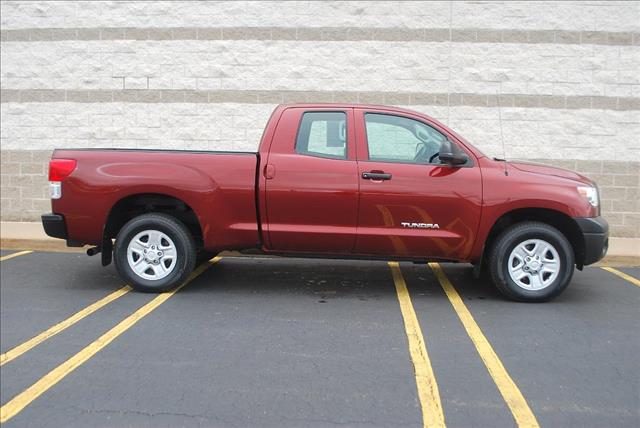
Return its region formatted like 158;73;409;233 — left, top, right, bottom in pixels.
401;222;440;229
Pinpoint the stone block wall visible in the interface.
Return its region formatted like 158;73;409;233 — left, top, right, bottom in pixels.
1;1;638;237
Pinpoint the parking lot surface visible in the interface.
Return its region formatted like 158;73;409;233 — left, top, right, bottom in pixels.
1;249;638;427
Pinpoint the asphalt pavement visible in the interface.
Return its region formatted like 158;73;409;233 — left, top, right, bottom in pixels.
1;250;638;427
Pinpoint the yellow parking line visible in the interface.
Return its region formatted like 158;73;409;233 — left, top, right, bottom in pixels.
389;262;445;428
0;250;33;262
0;286;132;366
601;267;640;287
429;263;539;428
0;257;220;424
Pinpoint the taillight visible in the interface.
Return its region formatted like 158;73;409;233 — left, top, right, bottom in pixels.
49;159;76;181
49;159;76;199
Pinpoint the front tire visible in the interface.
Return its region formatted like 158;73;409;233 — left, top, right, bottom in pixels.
488;222;574;302
114;213;196;292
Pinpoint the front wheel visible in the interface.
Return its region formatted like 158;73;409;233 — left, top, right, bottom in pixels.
114;213;196;292
488;222;574;302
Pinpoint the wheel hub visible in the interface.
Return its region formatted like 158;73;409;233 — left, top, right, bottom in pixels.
507;238;560;291
524;255;542;272
144;246;163;263
127;230;177;281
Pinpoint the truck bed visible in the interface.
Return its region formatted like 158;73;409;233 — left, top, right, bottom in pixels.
51;148;261;250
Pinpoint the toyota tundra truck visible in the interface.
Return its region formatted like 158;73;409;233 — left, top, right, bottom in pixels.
41;103;608;302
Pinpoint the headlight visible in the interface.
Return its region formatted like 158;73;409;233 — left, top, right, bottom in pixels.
577;186;599;208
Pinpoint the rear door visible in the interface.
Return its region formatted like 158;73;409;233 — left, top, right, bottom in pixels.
354;108;482;260
263;107;359;253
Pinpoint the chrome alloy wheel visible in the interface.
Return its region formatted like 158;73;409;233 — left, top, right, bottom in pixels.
507;239;560;291
127;230;177;281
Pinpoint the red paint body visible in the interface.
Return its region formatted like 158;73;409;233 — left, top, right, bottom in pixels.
51;104;597;262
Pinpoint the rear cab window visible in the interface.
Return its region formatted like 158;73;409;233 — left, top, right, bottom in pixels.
295;112;347;160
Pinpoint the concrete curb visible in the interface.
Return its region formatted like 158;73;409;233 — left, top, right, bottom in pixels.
2;221;639;258
1;222;58;241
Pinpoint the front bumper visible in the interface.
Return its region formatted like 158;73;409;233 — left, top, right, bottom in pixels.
575;216;609;266
41;213;67;240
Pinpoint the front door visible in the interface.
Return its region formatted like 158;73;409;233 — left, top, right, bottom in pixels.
354;110;482;260
264;107;359;253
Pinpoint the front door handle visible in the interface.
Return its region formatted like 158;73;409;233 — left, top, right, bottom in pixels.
362;171;392;180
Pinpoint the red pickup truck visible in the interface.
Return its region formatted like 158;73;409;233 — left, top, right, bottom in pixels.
42;103;608;302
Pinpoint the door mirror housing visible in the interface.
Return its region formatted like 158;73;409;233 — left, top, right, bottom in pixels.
438;139;469;166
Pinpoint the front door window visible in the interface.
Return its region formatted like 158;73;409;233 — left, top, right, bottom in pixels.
365;113;447;164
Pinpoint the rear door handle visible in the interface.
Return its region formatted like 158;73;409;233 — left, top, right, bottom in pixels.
264;164;275;179
362;171;392;180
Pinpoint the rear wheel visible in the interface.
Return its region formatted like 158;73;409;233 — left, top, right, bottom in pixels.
114;213;196;292
488;222;574;302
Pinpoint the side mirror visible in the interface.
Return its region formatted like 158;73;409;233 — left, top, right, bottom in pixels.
438;139;468;166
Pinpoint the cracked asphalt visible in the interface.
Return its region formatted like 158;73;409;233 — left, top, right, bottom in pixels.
1;250;638;427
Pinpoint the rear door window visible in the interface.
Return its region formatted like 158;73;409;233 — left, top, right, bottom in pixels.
295;112;347;160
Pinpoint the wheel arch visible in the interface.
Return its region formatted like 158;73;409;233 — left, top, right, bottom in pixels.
483;207;585;269
102;193;204;265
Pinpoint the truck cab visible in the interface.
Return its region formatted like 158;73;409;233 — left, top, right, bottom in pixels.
260;105;482;261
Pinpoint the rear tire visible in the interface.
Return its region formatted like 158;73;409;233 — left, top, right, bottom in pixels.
114;213;196;292
488;222;574;302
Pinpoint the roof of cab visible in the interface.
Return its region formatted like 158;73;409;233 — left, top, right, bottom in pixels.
277;103;434;118
279;102;415;111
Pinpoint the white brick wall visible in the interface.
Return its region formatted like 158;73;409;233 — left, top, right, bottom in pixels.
1;0;638;161
2;1;639;32
2;102;638;161
2;40;639;97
